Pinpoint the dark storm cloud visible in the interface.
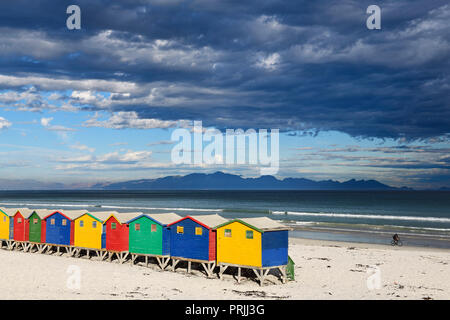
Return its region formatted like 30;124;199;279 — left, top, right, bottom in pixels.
0;0;449;139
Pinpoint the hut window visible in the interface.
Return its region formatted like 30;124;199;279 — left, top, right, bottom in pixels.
151;224;157;232
224;229;232;237
62;219;67;226
50;219;55;225
195;227;202;235
3;216;5;222
92;221;97;228
177;226;184;234
18;218;22;223
111;223;117;230
80;220;84;227
135;223;140;231
246;230;254;239
33;218;38;224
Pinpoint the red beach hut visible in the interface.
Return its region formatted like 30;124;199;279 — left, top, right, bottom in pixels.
12;208;33;242
104;212;142;252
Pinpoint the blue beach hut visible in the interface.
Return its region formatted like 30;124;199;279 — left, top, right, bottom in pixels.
42;210;84;246
167;214;228;261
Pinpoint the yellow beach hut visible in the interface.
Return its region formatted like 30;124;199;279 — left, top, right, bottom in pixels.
214;217;291;285
0;207;11;240
72;210;119;250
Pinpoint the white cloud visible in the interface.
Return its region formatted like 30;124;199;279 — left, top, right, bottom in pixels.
256;52;281;70
54;149;157;171
0;117;12;129
83;111;180;129
41;117;76;132
70;142;95;153
41;117;53;127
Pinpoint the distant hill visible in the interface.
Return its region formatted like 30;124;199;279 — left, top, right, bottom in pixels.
0;179;66;190
94;171;408;190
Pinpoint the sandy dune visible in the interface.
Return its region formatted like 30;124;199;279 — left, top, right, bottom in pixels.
0;238;449;300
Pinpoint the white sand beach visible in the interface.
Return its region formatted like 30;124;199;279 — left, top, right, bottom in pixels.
0;238;449;300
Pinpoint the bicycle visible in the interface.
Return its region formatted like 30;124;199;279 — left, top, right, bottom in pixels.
391;239;403;246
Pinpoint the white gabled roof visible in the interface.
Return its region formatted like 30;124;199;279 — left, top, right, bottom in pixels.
239;217;291;231
27;209;57;219
50;209;87;220
0;207;33;217
190;214;229;228
17;208;35;217
146;212;182;225
88;211;120;222
68;210;120;222
108;212;143;224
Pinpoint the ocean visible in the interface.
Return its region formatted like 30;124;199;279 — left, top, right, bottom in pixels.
0;190;449;249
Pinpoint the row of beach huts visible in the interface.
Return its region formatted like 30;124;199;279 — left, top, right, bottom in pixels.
0;207;293;285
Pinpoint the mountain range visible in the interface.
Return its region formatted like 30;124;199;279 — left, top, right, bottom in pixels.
92;172;413;191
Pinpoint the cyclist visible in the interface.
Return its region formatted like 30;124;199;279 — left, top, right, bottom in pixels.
392;233;400;244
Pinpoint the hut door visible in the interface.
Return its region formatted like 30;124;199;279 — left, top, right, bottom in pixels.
101;224;106;249
9;219;14;240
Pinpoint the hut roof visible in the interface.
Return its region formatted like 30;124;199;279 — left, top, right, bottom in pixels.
0;207;33;217
0;207;8;216
26;209;57;219
16;208;35;217
45;209;86;221
215;217;291;232
74;211;120;223
107;212;143;224
188;214;229;229
146;213;182;225
240;217;291;231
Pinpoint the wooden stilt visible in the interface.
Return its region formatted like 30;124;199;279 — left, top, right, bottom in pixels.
201;261;215;278
120;252;127;264
130;254;138;266
187;261;191;273
279;266;287;284
155;256;169;270
254;268;270;286
172;258;180;271
219;265;228;280
237;267;241;284
252;269;263;286
6;240;15;250
163;257;170;270
96;250;107;261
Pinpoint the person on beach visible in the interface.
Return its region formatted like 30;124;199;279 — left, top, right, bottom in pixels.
393;233;400;243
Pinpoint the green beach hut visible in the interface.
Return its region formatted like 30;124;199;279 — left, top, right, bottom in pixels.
127;213;182;256
27;209;54;243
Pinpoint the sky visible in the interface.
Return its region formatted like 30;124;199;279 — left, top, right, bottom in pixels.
0;0;449;189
